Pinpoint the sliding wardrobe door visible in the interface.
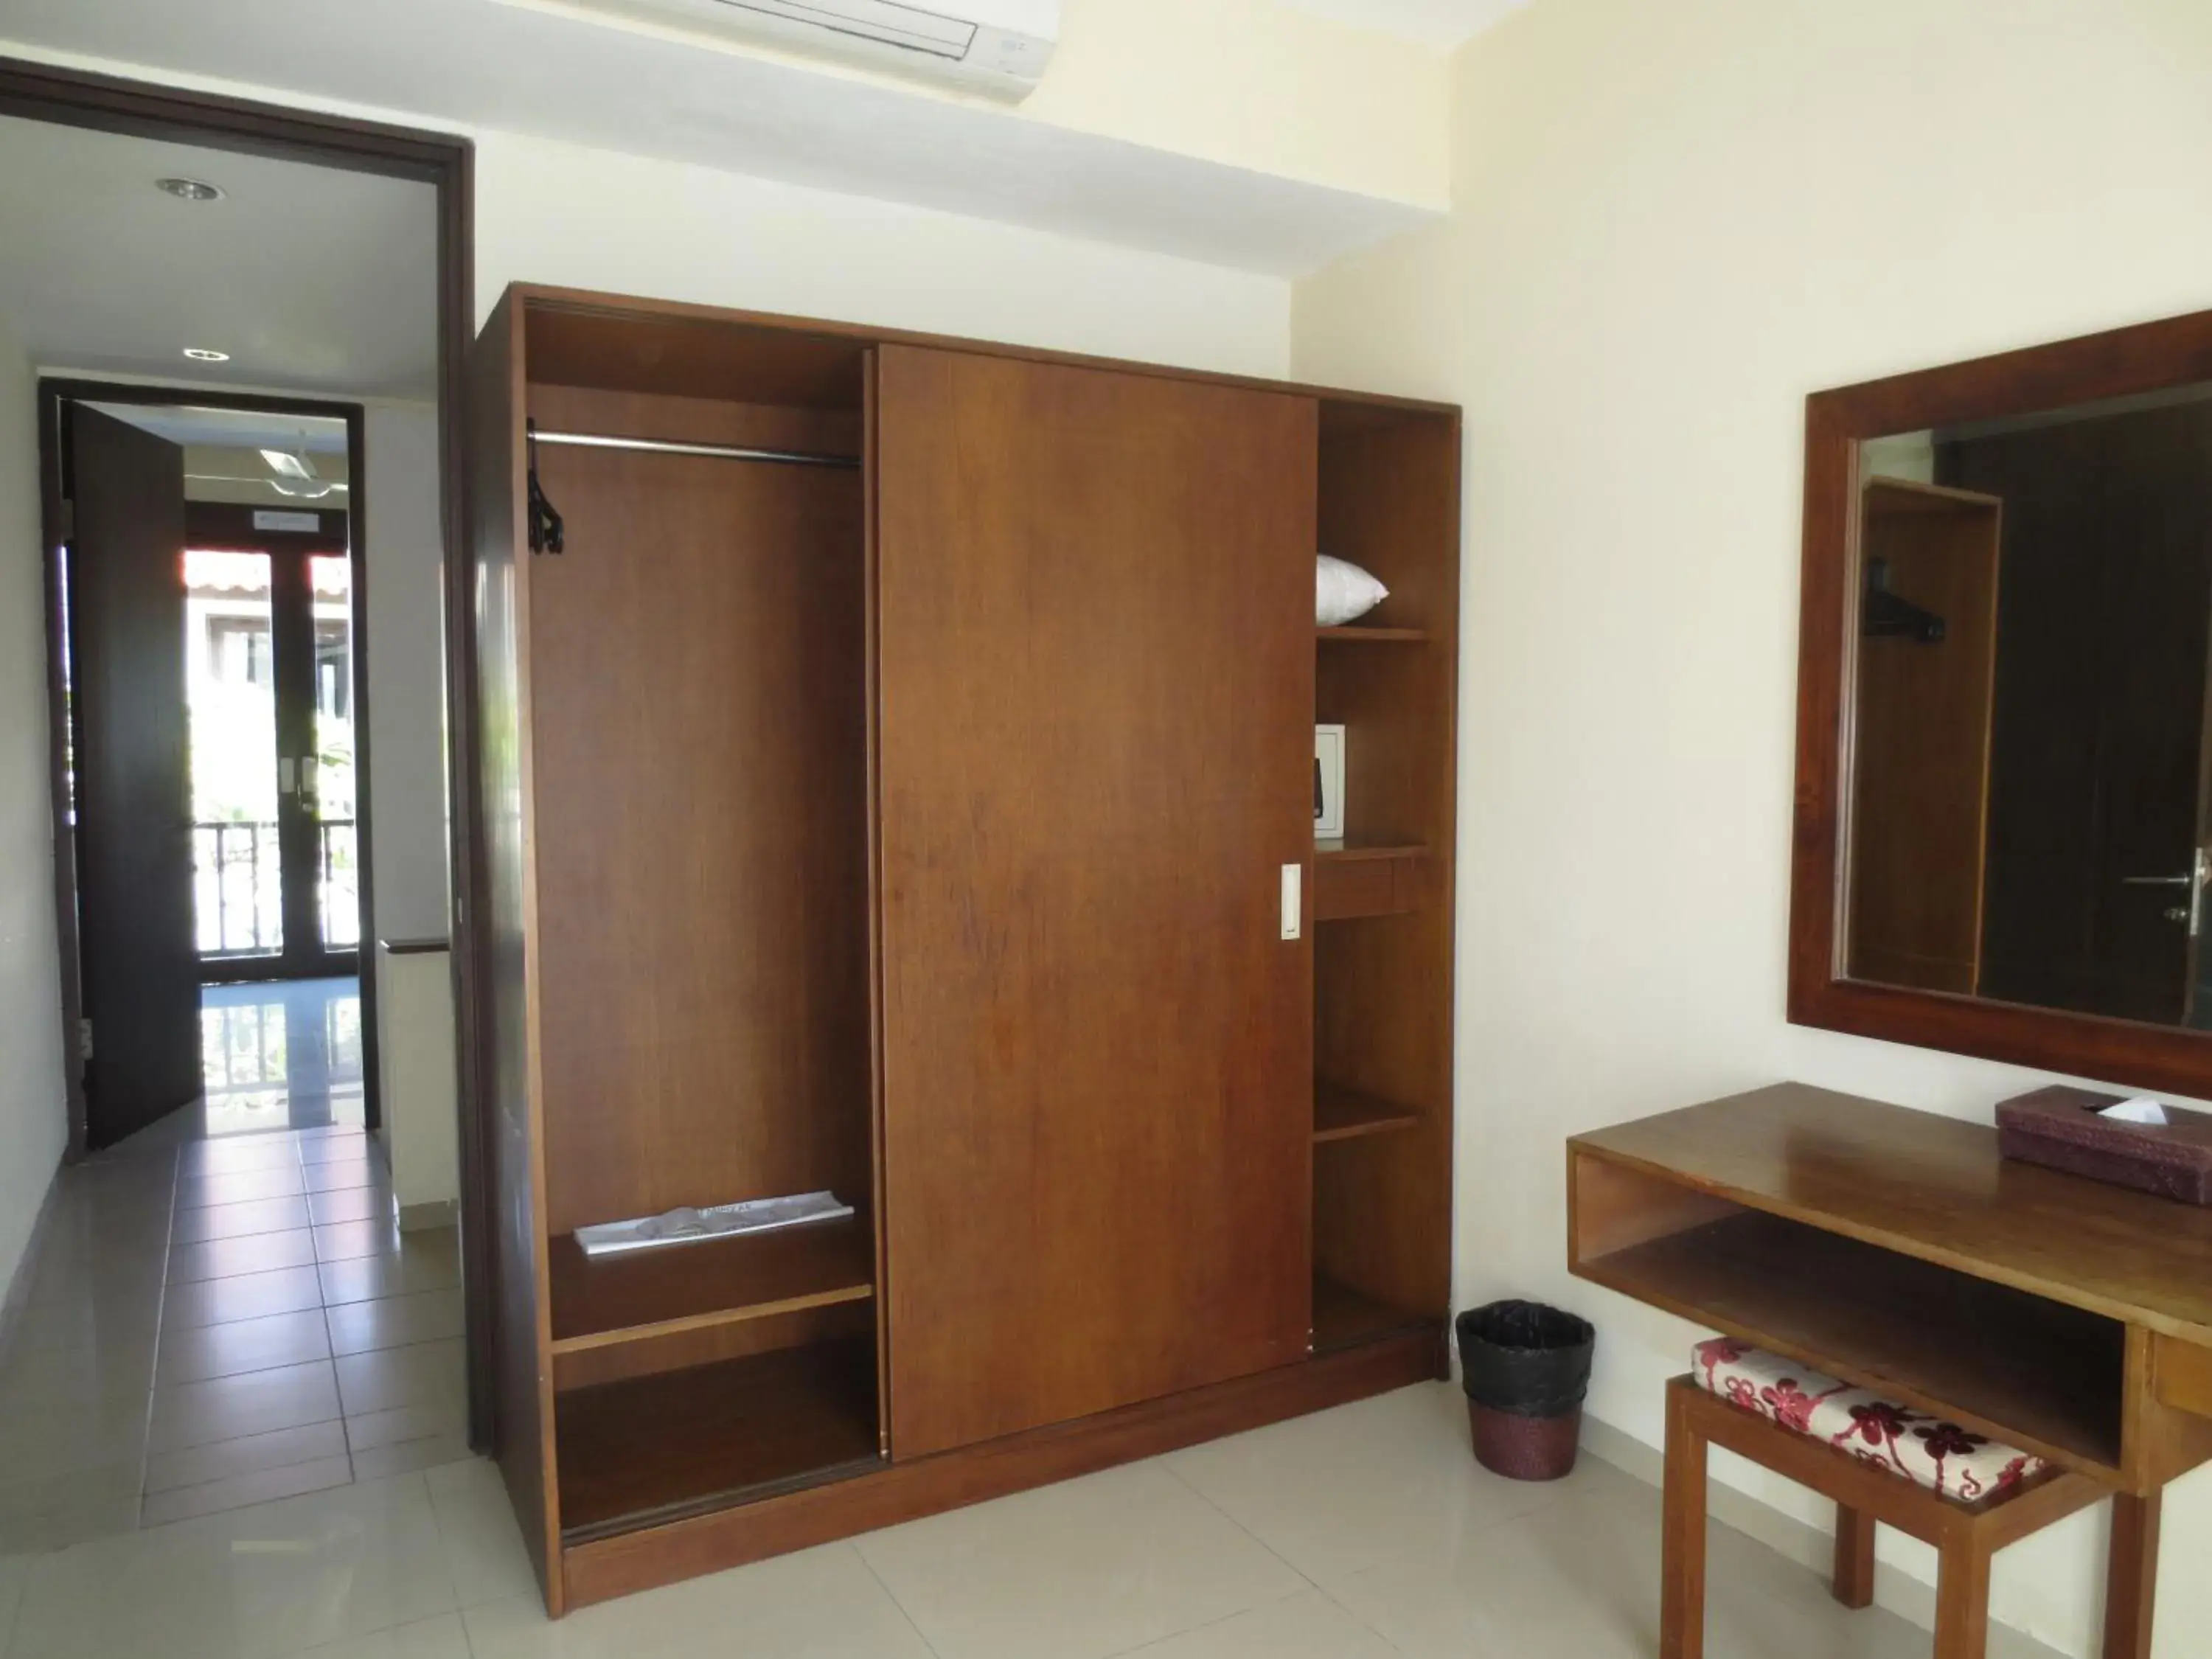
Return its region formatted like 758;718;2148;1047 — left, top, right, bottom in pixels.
874;346;1316;1458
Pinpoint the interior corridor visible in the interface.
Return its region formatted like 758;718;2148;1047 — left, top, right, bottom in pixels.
0;978;465;1550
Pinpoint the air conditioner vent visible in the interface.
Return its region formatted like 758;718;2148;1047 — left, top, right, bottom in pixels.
569;0;1059;100
709;1;976;60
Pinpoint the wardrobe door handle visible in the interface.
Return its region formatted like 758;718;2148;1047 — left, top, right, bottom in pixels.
1281;863;1301;941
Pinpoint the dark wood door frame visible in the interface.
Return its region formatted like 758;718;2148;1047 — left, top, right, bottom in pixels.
3;55;490;1451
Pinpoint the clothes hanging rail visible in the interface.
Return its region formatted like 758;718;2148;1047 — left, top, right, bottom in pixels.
524;420;860;554
531;430;860;470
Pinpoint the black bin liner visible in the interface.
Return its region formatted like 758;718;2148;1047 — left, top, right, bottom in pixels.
1454;1300;1595;1419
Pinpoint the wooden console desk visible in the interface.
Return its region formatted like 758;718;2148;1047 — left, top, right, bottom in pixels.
1568;1084;2212;1658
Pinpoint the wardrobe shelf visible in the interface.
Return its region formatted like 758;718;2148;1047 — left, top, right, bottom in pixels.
1311;1273;1428;1354
1317;625;1428;643
556;1338;881;1542
1313;843;1426;920
548;1217;875;1354
1314;839;1427;863
1315;1080;1421;1144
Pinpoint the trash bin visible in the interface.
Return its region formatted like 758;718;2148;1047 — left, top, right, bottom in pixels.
1455;1299;1595;1481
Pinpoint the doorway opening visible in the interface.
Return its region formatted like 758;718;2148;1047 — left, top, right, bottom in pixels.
51;389;376;1147
176;424;363;981
1;49;489;1461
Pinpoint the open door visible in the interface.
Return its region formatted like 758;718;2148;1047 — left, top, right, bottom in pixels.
68;404;201;1146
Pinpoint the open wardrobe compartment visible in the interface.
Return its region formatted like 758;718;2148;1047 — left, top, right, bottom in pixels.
467;286;1461;1613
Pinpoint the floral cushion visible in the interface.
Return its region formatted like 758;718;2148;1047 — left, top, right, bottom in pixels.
1691;1339;2046;1504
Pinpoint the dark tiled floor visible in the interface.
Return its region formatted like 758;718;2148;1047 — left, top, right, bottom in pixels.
0;979;467;1546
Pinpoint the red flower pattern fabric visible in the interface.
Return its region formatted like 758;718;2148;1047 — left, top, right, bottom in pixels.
1688;1340;2045;1503
1761;1377;1823;1435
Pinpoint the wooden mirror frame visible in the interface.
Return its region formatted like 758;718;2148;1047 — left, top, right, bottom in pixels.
1790;307;2212;1097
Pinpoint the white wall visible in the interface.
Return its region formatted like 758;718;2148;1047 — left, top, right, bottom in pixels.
359;399;457;1211
377;943;458;1218
361;400;448;942
0;311;68;1307
1032;0;1449;209
1293;1;2212;1654
473;130;1290;377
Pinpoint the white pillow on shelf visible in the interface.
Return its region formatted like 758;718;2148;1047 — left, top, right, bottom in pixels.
1317;554;1388;626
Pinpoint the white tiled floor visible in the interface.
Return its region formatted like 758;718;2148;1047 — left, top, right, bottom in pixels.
0;980;466;1555
1;987;2072;1655
198;979;367;1138
0;1379;2075;1657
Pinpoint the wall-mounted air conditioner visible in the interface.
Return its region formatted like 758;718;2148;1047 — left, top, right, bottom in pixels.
582;0;1060;100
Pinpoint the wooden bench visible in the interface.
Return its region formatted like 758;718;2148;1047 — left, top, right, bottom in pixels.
1662;1374;2108;1659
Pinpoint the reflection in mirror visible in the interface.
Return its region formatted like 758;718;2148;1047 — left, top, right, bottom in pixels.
1846;385;2212;1026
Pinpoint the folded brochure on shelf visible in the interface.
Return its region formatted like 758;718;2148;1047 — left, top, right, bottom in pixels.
575;1191;853;1257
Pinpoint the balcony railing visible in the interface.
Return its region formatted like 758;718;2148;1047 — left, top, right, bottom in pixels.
195;821;278;956
193;818;357;958
321;818;358;950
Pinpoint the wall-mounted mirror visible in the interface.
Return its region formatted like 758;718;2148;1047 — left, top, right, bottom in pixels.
1851;388;2212;1023
1792;313;2212;1096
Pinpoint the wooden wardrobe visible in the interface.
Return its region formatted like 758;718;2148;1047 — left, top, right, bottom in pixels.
465;285;1460;1613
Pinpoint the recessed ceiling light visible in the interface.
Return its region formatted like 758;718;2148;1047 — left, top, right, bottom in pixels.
156;176;224;202
181;347;231;362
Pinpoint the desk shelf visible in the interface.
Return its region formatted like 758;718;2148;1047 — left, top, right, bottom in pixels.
1581;1211;2124;1472
1571;1152;2128;1476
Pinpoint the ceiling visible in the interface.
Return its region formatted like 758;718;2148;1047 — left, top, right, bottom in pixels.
96;404;355;505
1276;0;1527;46
0;116;438;397
96;405;351;454
0;0;1435;276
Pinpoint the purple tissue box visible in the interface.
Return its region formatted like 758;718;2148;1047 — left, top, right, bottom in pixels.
1996;1085;2212;1207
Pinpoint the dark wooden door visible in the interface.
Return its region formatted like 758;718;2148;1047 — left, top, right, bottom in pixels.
1952;403;2212;1023
69;405;201;1145
2104;407;2212;1025
875;346;1316;1460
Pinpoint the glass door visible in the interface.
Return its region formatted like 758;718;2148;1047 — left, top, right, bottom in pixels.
187;537;360;980
187;549;285;964
306;554;358;957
